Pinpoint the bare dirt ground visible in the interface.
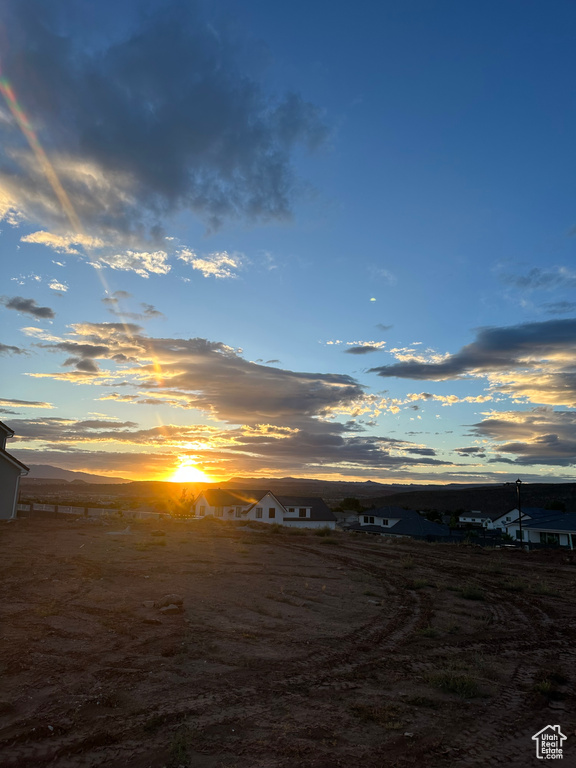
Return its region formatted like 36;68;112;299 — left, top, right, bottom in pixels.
0;517;575;767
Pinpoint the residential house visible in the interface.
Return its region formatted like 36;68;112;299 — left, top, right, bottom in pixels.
488;507;553;531
458;510;491;527
0;421;29;520
505;511;576;549
346;506;450;540
191;488;336;529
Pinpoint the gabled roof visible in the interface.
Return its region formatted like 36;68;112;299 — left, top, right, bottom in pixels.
0;448;29;473
350;508;449;537
278;496;336;522
523;513;576;533
196;489;268;507
369;506;411;518
0;421;15;437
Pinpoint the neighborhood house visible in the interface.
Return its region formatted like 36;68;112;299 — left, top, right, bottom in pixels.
191;489;337;529
0;421;29;520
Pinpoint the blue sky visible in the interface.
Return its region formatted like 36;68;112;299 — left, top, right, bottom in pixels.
1;0;576;482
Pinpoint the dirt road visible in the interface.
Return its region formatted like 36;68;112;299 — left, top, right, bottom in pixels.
1;517;574;766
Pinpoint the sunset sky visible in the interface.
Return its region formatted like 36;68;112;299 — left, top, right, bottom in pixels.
2;0;576;483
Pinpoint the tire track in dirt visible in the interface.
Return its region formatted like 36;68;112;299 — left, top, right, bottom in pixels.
0;542;428;767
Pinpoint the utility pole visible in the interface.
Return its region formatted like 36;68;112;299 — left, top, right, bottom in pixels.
516;478;523;548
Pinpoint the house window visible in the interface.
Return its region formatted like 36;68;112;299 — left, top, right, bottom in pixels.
540;532;560;545
199;506;205;516
506;517;511;522
299;508;307;518
215;506;223;517
369;516;374;524
255;507;262;519
382;519;388;526
363;516;368;523
269;508;276;519
289;508;295;513
235;508;241;518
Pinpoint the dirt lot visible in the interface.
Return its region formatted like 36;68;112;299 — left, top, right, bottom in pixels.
0;517;575;767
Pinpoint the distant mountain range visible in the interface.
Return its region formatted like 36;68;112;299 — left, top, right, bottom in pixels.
23;465;132;485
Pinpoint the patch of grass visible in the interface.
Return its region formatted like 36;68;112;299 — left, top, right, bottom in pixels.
363;590;378;597
314;526;334;537
405;578;429;590
458;585;485;601
350;703;403;729
417;625;439;638
426;671;480;698
501;579;526;593
320;538;341;546
401;556;415;570
34;600;60;617
285;527;308;535
134;539;166;550
446;623;461;634
532;582;559;597
405;695;437;708
269;523;284;535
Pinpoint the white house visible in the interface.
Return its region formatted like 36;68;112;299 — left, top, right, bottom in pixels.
488;507;551;531
191;488;336;529
458;510;491;527
0;421;29;520
505;512;576;549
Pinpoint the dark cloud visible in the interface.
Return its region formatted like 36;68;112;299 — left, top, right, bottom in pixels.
25;323;451;473
470;408;576;466
369;318;576;381
1;296;55;319
345;345;383;355
0;342;26;355
1;0;327;239
542;301;576;315
454;446;487;458
375;324;393;332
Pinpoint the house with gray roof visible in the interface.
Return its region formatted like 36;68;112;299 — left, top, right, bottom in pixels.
346;506;450;541
191;489;336;529
0;421;29;520
505;511;576;549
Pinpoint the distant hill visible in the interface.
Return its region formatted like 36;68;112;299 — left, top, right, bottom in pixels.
23;465;132;485
367;483;576;516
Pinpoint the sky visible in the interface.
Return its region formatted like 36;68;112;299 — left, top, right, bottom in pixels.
1;0;576;484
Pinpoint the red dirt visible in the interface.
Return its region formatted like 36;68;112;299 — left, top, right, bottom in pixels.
1;517;575;767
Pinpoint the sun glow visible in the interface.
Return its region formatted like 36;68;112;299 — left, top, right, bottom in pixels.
169;459;211;483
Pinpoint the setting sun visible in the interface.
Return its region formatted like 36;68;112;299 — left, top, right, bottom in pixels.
169;459;211;483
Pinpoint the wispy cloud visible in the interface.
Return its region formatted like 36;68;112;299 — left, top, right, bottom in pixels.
177;249;243;279
0;342;27;355
1;295;55;319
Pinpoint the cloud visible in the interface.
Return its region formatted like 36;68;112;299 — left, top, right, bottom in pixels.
469;408;576;466
345;345;385;355
376;324;393;332
89;250;171;278
454;446;487;458
48;279;68;292
0;397;54;409
177;249;243;279
0;342;26;355
1;295;55;319
369;319;576;407
542;301;576;315
21;231;104;255
20;322;451;473
499;266;576;291
1;0;327;242
101;292;164;320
